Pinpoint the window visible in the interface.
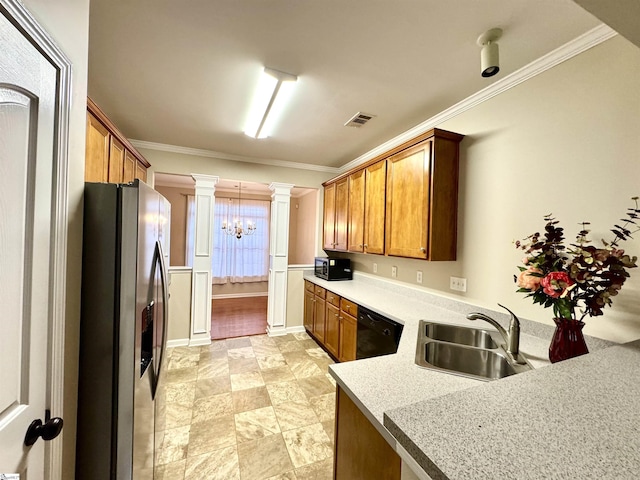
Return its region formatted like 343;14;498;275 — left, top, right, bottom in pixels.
211;197;270;283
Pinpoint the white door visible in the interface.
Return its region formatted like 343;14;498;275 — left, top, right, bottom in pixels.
0;7;59;477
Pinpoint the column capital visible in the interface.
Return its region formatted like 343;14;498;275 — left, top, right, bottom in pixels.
192;174;219;189
269;182;295;196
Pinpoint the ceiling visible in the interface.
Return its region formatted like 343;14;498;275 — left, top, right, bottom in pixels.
88;1;602;171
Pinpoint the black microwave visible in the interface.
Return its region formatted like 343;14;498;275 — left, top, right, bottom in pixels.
314;257;352;281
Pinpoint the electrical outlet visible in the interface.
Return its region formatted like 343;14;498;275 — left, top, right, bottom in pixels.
392;266;398;278
373;263;378;273
417;271;423;284
450;276;467;292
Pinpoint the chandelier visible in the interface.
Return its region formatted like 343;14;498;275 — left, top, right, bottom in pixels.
221;182;256;239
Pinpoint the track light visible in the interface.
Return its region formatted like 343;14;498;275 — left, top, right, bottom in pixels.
477;28;503;78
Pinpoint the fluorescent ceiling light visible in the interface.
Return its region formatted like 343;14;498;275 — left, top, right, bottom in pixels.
244;67;298;139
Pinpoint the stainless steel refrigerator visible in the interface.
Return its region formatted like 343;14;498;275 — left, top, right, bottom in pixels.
76;180;170;479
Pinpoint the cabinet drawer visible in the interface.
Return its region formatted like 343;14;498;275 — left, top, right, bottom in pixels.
326;290;341;308
314;285;326;298
340;298;358;317
305;280;315;293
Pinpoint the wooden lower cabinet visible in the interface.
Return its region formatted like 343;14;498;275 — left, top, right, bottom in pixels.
325;303;340;358
339;311;357;362
303;281;358;363
313;296;326;343
303;289;315;333
334;387;401;480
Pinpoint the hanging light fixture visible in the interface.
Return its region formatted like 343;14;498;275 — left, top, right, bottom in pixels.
221;182;256;239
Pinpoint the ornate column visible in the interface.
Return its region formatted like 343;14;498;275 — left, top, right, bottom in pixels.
189;174;219;346
267;182;294;336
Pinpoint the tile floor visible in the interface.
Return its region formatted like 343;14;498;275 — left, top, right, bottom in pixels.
154;332;336;479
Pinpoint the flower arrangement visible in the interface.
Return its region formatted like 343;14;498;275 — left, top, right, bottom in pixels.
514;198;639;322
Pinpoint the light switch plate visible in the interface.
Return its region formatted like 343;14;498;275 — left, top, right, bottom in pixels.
392;266;398;278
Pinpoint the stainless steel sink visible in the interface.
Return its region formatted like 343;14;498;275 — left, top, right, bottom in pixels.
423;322;498;349
415;321;533;381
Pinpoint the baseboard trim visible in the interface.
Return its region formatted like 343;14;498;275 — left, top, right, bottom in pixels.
211;292;268;299
189;337;212;347
166;338;190;348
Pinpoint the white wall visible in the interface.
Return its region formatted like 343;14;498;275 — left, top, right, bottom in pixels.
342;35;640;343
20;0;90;476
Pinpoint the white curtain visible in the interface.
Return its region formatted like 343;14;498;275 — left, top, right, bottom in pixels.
211;198;270;284
185;195;195;267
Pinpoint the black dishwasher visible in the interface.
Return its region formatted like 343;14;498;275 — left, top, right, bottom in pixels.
356;307;404;359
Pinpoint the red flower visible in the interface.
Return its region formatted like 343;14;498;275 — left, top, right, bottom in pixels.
541;271;574;298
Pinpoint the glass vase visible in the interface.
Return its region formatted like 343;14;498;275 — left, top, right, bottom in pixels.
548;317;589;363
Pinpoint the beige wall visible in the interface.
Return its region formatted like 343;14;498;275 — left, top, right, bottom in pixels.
339;36;640;343
20;0;90;476
289;189;319;265
167;268;192;342
212;282;269;297
142;148;335;189
156;185;194;266
286;268;310;328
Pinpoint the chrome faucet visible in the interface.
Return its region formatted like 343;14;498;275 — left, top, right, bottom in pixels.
466;304;525;364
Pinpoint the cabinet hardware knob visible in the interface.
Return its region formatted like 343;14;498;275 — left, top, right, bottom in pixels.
420;247;426;252
364;244;368;248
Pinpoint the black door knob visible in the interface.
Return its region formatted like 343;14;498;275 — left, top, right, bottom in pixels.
24;417;63;446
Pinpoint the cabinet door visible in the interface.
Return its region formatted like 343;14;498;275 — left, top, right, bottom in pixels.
339;311;357;363
364;160;386;255
313;296;326;343
304;289;315;334
323;182;336;250
108;136;125;183
123;149;136;183
325;302;340;358
347;169;365;253
85;112;110;182
334;177;349;251
385;141;431;259
135;160;147;183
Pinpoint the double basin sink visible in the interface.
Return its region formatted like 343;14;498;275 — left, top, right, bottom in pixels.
415;321;533;381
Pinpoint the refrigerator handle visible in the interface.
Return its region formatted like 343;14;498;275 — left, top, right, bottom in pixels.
155;240;169;389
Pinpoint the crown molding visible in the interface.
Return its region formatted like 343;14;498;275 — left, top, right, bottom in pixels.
130;139;340;174
339;23;617;174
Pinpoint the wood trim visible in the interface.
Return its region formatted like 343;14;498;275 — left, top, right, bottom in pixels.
322;128;463;187
87;96;151;168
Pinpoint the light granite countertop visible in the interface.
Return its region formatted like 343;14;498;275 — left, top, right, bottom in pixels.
304;272;633;479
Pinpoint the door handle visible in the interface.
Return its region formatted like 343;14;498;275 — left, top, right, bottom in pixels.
24;416;63;446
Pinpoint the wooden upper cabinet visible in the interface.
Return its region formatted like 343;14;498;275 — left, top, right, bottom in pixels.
85;97;151;184
385;131;462;261
363;160;386;255
108;137;125;183
334;177;349;251
123;149;136;183
386;141;431;259
323;182;337;250
322;128;462;261
85;112;110;182
347;169;365;253
323;177;348;251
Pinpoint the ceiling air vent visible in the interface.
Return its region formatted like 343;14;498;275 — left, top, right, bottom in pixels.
344;112;376;128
